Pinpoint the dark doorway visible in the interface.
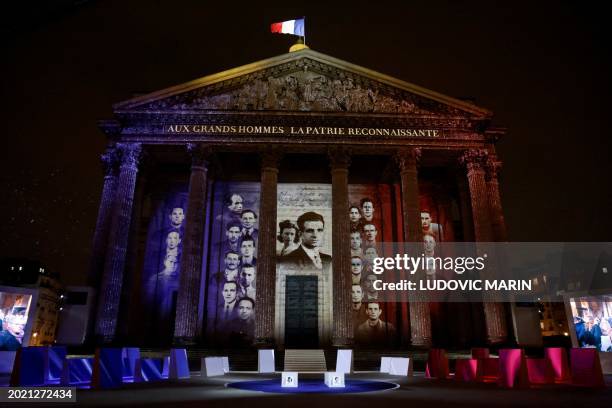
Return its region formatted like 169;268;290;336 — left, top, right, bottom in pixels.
284;276;318;348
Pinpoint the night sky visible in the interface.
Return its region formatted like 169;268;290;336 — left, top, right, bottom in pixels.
2;1;611;286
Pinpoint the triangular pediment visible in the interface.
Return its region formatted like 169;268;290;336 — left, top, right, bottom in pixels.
114;48;491;118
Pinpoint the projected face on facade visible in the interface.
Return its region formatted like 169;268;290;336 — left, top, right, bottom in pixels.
241;266;255;287
363;224;377;244
350;232;362;251
361;199;374;221
228;194;244;214
351;257;363;275
240;239;255;258
222;282;238;305
226;225;242;243
424;234;436;256
166;231;181;251
281;227;297;245
421;211;432;230
364;274;378;295
364;247;379;262
224;252;240;271
241;210;257;230
169;208;185;228
366;302;382;322
351;284;363;303
161;254;178;274
349;206;361;223
238;299;254;320
302;220;324;249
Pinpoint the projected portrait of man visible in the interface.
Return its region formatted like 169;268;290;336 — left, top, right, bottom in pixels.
228;297;255;345
240;238;257;266
217;221;243;254
360;198;375;223
351;256;364;285
349;205;363;231
363;273;379;301
160;253;178;276
363;223;378;248
421;210;443;242
210;251;241;285
355;302;396;346
217;193;244;226
168;207;185;230
239;264;256;300
219;281;239;323
424;233;437;278
350;231;363;257
351;284;368;325
281;211;331;271
240;210;259;242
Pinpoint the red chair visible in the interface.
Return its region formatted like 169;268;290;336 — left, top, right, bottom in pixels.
544;347;570;383
497;349;529;389
526;358;554;385
570;348;605;388
454;359;478;382
425;349;449;379
476;357;499;382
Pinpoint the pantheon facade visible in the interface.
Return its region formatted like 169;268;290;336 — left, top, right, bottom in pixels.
90;47;508;349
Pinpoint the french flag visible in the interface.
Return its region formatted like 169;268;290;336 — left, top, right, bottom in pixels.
270;18;305;36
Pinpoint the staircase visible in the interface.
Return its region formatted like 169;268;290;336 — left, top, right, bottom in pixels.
284;349;328;372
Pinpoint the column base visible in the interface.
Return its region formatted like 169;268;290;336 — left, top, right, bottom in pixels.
173;336;197;347
332;336;354;348
486;335;507;345
411;337;433;349
254;337;275;348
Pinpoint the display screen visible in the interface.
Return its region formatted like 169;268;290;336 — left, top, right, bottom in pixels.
0;290;34;351
569;295;612;352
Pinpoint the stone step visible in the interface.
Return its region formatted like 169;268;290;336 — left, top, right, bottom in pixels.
284;349;327;372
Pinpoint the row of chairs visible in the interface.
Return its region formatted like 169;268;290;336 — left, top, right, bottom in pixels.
8;346;196;388
424;347;605;388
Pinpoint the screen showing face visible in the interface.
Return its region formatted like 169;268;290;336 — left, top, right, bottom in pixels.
0;291;33;351
569;295;612;352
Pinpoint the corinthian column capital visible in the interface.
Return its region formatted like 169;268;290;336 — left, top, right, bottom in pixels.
187;143;212;168
394;147;421;172
259;148;283;171
100;146;119;177
117;143;142;170
328;147;351;170
485;157;503;181
459;148;488;171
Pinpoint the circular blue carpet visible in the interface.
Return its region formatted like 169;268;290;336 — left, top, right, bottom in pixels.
227;379;398;394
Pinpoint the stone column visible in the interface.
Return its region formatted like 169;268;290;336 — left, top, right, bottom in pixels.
459;149;507;344
87;146;119;288
485;157;507;242
95;142;142;343
395;148;432;347
329;148;353;347
174;143;211;344
254;149;281;347
456;173;475;241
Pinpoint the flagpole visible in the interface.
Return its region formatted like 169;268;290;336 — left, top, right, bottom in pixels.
303;15;307;46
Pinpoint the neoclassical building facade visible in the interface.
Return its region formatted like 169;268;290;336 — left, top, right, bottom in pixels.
90;47;508;349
